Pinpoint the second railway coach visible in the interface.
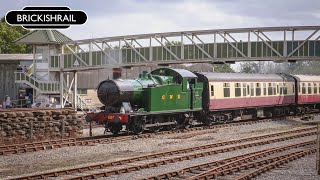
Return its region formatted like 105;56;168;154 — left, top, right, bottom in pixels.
196;72;296;123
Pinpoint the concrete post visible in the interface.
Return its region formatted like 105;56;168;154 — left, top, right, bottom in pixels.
60;72;64;108
60;45;64;108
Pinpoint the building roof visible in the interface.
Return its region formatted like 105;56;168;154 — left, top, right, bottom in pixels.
15;30;73;44
0;54;33;61
196;72;295;82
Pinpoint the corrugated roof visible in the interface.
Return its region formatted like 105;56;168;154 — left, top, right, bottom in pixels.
15;30;72;44
196;72;295;82
291;75;320;82
0;54;33;61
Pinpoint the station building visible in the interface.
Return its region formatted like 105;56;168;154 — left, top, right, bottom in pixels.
0;54;33;103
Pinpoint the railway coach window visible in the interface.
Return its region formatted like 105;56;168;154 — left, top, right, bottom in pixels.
223;83;230;97
314;83;318;94
250;83;254;96
308;83;312;94
235;83;241;97
302;83;306;94
279;83;283;95
273;83;276;95
210;85;214;96
283;83;287;95
263;83;267;96
268;83;273;95
255;83;261;96
242;83;247;96
293;84;295;94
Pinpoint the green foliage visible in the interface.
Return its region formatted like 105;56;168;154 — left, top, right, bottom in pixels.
239;61;320;75
165;41;181;46
285;61;320;75
240;62;259;73
213;64;234;73
0;17;32;53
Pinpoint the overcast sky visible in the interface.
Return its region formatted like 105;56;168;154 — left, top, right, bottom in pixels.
1;0;320;40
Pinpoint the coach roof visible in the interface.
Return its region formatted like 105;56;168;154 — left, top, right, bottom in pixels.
291;75;320;82
196;72;295;82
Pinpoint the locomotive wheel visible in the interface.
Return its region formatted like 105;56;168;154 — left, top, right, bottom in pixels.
183;117;193;129
109;123;122;135
168;116;178;130
203;117;214;126
150;118;162;133
150;127;161;133
131;117;145;135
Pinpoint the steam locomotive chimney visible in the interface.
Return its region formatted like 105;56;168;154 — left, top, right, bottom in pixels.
112;68;122;79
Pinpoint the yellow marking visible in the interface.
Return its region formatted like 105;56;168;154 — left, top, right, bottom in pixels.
162;95;165;100
107;116;113;120
170;95;173;100
178;94;181;100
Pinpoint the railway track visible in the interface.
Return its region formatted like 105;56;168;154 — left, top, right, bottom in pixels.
144;141;316;180
10;126;317;180
0;118;280;156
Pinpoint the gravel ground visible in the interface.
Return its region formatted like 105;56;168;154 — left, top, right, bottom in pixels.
254;154;320;180
0;119;311;179
55;128;316;179
103;136;315;180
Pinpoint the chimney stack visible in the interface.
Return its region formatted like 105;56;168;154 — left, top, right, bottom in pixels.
112;68;122;79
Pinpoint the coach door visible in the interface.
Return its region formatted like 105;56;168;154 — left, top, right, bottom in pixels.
188;79;195;109
243;83;250;106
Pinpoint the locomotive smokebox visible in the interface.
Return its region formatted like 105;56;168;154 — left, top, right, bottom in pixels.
97;79;143;107
112;68;122;79
97;79;134;106
97;71;160;108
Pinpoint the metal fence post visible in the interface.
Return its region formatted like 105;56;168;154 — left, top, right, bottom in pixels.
29;120;33;142
89;121;92;137
61;119;65;138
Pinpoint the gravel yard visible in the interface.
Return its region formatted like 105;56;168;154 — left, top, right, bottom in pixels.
0;119;317;179
254;154;320;180
105;136;315;180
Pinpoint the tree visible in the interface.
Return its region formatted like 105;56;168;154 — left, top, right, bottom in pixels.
0;16;32;53
213;64;234;73
240;62;259;73
165;41;181;46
